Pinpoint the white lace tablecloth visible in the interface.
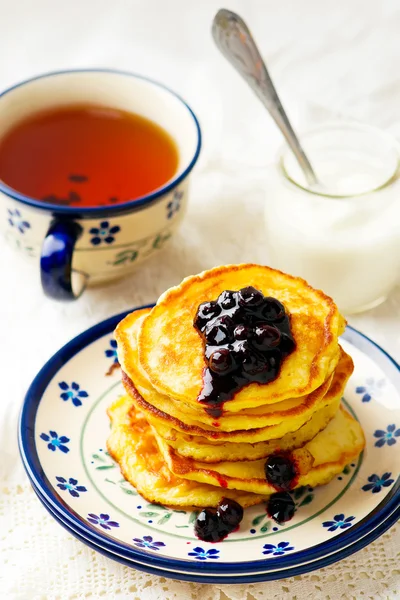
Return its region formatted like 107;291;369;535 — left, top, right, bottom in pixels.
1;0;399;598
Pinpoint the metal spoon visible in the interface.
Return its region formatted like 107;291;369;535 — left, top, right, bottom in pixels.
212;9;319;187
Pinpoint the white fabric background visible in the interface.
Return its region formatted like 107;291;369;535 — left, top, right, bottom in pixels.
0;0;399;598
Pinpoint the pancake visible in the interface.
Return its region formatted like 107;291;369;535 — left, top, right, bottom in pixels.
137;264;346;410
118;309;343;419
152;395;342;463
124;370;334;433
117;308;349;433
109;264;364;518
106;395;266;508
153;406;365;495
122;347;351;442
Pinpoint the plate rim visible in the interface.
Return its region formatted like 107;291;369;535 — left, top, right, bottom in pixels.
18;305;400;575
30;476;400;583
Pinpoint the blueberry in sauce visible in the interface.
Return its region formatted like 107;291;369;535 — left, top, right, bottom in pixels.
252;323;281;350
194;498;244;542
194;508;229;542
205;319;234;345
218;290;238;310
209;349;236;375
266;491;296;523
194;301;221;330
238;286;264;307
241;349;268;376
280;333;296;354
234;324;250;340
262;297;286;322
265;454;297;491
218;498;244;528
194;288;295;416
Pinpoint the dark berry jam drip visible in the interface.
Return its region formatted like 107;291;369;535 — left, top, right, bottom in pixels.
194;498;244;542
194;287;296;416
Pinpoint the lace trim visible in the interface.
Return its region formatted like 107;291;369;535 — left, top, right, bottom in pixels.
1;483;399;599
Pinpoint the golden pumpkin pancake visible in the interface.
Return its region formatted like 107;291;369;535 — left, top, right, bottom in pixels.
153;406;365;495
106;395;266;508
116;307;350;434
137;264;346;411
116;308;331;428
108;263;366;530
152;395;341;463
122;347;352;443
124;370;334;432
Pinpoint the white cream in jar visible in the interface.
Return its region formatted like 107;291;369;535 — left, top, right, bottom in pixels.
264;123;400;314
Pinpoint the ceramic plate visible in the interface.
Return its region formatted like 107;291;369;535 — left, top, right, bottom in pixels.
19;306;400;582
30;479;400;583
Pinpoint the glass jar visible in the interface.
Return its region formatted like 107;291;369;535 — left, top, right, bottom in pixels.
264;122;400;314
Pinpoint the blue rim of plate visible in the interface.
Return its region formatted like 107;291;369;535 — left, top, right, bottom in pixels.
18;306;400;576
0;69;202;218
30;477;400;583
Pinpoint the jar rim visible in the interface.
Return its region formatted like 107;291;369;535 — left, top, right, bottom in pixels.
278;120;400;199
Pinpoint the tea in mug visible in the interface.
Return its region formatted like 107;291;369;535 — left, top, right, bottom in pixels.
0;104;179;207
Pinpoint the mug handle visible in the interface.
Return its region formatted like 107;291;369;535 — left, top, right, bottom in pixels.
40;219;88;300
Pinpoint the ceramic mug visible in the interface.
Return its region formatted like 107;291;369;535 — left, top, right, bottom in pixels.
0;70;201;300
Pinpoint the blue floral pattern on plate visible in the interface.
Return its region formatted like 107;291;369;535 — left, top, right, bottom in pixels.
40;431;70;453
362;472;394;493
59;381;89;407
262;541;295;556
90;221;121;245
188;547;220;560
56;477;87;497
8;208;30;234
167;190;183;219
87;513;120;530
105;339;118;363
355;377;386;402
132;535;166;551
374;424;400;447
322;514;355;532
23;317;400;576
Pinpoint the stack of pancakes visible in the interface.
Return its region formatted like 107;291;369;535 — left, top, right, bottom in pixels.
108;264;365;508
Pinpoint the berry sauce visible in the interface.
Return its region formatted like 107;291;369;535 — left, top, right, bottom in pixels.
194;287;295;417
194;498;244;542
213;473;229;489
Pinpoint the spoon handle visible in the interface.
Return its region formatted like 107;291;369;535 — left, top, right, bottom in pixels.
212;9;318;186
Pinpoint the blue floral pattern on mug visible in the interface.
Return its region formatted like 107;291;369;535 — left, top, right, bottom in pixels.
58;381;88;407
362;472;394;493
132;535;166;551
56;476;87;497
262;541;295;556
87;513;119;530
187;547;220;561
89;221;120;245
40;431;70;453
374;424;400;447
322;514;355;532
105;339;118;363
166;189;183;219
355;377;386;402
8;208;30;234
